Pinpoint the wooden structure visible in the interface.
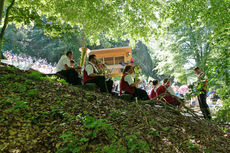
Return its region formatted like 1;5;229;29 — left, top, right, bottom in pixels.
89;47;132;77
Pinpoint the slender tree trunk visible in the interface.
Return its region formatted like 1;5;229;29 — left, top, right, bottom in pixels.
203;43;210;66
190;25;200;67
224;49;229;86
0;0;5;24
0;43;2;59
79;30;86;47
0;0;15;59
195;49;200;66
0;0;5;59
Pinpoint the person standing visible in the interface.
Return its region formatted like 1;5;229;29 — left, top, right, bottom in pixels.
56;51;81;85
193;67;211;119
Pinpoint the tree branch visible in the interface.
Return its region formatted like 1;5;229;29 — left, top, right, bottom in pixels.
0;0;5;24
203;42;211;66
185;42;192;49
0;0;15;41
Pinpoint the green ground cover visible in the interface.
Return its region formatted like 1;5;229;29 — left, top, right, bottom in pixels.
0;63;229;153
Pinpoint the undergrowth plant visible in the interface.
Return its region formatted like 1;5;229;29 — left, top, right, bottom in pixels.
215;86;230;122
9;82;27;93
1;73;19;81
44;75;57;84
57;78;69;85
57;132;89;153
27;89;39;97
83;115;115;139
44;75;69;85
101;142;126;153
109;109;127;121
27;71;43;80
7;66;18;71
3;98;28;114
185;141;200;150
125;135;150;152
148;128;159;137
57;115;115;153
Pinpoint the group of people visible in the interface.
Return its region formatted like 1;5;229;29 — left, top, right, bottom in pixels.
0;50;212;120
54;51;212;120
149;78;182;106
2;50;56;74
148;67;211;119
56;51;114;93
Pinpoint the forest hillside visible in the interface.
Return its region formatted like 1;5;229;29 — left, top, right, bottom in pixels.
0;62;229;153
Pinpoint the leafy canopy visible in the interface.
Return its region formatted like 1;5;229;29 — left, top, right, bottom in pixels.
44;0;161;42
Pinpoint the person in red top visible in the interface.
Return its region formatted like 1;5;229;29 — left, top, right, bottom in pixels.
150;80;159;99
156;78;181;107
83;55;112;93
120;65;149;101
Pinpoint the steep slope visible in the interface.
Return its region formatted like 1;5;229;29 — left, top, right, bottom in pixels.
0;63;229;153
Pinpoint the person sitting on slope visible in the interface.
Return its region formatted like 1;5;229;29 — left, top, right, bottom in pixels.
156;78;181;107
120;65;149;101
56;51;81;85
150;80;159;99
83;54;113;93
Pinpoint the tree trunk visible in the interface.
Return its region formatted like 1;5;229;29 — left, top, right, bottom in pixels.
0;0;5;24
0;0;5;59
202;42;210;66
195;49;200;66
224;49;229;86
0;0;15;59
79;30;86;47
0;39;2;59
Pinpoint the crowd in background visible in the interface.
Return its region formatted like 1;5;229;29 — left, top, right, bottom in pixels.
2;50;56;74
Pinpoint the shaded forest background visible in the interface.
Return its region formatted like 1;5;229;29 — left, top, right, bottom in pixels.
3;23;160;80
